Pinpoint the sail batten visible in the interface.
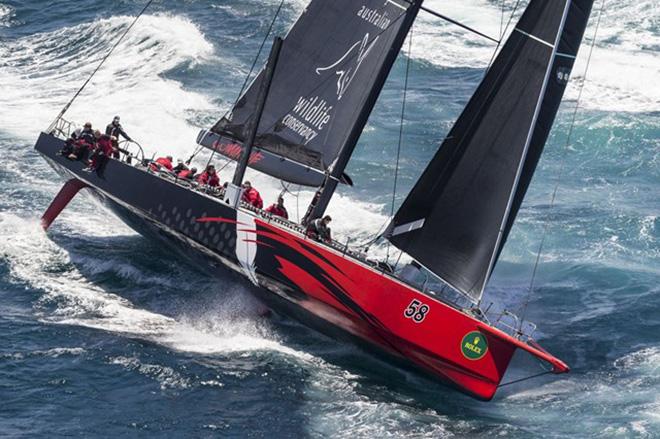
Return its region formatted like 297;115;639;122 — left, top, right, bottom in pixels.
388;0;595;302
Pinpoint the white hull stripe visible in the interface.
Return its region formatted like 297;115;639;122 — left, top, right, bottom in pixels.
236;210;259;286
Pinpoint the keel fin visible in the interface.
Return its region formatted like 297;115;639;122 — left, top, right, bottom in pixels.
41;178;89;230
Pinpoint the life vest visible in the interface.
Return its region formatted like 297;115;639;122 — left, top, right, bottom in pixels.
242;188;263;208
178;169;195;180
197;171;219;187
266;204;288;219
97;135;114;155
150;157;173;172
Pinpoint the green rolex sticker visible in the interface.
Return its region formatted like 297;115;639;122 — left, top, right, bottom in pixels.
461;331;488;360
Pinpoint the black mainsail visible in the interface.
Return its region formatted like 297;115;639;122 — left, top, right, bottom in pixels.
201;0;422;186
388;0;595;302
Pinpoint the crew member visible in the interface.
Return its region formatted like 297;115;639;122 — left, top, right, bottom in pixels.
61;127;82;158
173;159;188;174
197;165;220;187
79;122;96;145
65;122;97;161
84;131;115;172
178;167;197;180
241;181;263;209
306;215;332;243
106;116;132;142
150;155;174;172
265;196;288;219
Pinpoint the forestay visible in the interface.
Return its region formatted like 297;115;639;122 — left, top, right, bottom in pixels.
388;0;595;302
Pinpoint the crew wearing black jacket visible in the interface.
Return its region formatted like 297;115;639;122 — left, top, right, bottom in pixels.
105;116;132;142
105;116;132;158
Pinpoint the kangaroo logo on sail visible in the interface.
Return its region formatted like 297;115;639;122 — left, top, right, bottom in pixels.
316;33;379;100
282;32;380;145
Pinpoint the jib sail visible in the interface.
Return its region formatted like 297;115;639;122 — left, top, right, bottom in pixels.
388;0;595;302
207;0;420;185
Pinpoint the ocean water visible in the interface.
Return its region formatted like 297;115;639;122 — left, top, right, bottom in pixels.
0;0;658;437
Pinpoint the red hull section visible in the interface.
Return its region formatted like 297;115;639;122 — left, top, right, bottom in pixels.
41;178;88;230
241;218;566;400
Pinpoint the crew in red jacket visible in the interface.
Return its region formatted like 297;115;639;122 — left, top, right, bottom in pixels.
265;196;288;219
241;181;263;209
150;155;174;172
178;167;197;181
84;131;115;172
197;165;220;187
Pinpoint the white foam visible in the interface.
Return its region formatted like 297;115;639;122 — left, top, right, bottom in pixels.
0;213;313;362
503;346;660;436
0;14;215;151
409;0;508;68
110;356;191;390
304;360;456;438
0;3;13;27
0;347;86;360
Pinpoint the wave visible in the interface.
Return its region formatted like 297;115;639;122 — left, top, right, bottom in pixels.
501;346;660;437
0;3;14;27
0;213;312;362
0;347;86;360
0;14;215;148
407;0;659;113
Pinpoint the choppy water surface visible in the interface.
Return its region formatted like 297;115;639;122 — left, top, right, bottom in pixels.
0;1;658;437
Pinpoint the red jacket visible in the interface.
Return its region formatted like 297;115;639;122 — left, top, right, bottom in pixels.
178;169;195;180
151;157;173;172
242;188;263;208
97;135;114;156
265;204;288;219
197;171;220;187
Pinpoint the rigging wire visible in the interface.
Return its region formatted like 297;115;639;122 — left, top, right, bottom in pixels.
47;0;155;132
518;0;606;325
387;28;414;262
499;0;506;39
420;6;499;44
497;370;552;388
486;0;523;70
278;181;302;222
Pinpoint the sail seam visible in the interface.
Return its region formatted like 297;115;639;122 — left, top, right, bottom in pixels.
514;28;554;49
479;0;574;301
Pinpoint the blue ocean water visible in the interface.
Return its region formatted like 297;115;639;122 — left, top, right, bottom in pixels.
0;0;658;437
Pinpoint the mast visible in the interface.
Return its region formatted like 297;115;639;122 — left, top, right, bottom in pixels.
305;0;424;223
226;37;283;206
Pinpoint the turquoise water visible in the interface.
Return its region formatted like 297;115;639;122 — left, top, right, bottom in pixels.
0;0;658;437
